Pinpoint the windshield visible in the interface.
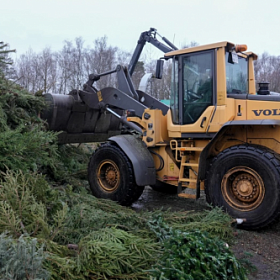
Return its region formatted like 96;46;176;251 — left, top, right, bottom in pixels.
226;53;248;94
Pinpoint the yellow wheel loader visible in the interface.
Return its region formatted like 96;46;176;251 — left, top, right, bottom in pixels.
43;28;280;230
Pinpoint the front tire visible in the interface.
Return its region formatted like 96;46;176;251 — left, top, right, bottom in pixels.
205;145;280;229
88;142;144;206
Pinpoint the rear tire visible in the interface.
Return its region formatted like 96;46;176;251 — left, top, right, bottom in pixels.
88;142;144;206
205;145;280;229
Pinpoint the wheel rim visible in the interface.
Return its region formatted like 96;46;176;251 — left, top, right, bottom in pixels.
221;166;265;211
97;160;120;192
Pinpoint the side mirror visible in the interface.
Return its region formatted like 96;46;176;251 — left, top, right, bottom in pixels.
155;59;164;79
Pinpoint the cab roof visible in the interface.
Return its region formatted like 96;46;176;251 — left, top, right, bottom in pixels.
164;41;258;60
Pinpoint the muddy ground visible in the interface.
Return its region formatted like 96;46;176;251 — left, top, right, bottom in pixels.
131;186;280;280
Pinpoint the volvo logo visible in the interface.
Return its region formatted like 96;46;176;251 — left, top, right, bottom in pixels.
252;109;280;116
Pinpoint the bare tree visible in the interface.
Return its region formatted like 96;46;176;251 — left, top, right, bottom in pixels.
15;50;38;93
38;48;57;93
0;42;16;78
142;59;172;100
254;53;280;93
254;52;272;83
70;37;86;90
84;36;118;90
15;48;57;94
56;38;87;94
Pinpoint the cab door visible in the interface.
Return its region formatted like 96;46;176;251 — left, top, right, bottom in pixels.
179;50;216;135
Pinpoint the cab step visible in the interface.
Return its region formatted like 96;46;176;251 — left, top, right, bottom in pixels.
179;147;204;152
181;162;199;167
178;193;196;199
179;178;197;183
177;182;197;199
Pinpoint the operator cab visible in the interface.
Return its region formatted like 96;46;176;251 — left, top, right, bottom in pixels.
164;42;258;133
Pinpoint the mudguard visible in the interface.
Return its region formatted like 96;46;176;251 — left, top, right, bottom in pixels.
108;135;156;186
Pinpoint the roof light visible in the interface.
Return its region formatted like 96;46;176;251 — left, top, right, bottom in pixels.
235;44;247;52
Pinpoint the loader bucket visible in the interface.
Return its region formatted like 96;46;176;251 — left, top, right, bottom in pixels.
41;93;123;144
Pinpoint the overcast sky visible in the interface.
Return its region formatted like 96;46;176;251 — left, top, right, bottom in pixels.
2;0;280;60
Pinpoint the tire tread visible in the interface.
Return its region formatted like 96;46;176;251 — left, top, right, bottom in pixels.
88;142;144;206
205;144;280;229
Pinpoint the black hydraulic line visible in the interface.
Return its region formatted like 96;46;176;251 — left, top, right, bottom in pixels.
106;107;143;134
84;68;117;90
146;36;173;53
156;31;178;51
94;68;117;79
150;150;164;171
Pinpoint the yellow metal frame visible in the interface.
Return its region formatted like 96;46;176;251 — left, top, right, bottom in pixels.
129;41;278;198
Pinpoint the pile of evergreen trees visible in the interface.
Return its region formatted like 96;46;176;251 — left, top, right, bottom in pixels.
0;42;250;280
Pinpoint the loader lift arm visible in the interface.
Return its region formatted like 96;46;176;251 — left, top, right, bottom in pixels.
81;28;177;119
128;27;178;76
84;27;178;99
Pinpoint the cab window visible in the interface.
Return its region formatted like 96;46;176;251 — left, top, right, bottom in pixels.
182;51;214;124
226;52;248;94
170;58;179;124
